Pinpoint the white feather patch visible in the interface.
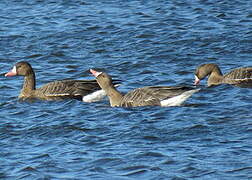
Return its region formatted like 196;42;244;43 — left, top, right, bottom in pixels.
232;78;252;81
160;89;200;107
46;93;70;97
82;89;107;103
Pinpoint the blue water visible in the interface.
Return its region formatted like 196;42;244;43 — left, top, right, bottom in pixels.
1;0;252;179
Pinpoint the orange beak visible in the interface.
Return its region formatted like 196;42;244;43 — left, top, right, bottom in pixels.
5;66;17;77
90;69;102;77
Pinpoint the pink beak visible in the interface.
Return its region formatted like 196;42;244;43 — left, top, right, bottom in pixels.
90;69;102;78
5;66;17;77
194;75;200;85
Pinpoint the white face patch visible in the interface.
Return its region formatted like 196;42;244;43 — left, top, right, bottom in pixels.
194;75;200;85
194;75;199;81
12;66;17;74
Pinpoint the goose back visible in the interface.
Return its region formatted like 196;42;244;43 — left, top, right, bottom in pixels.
223;67;252;87
35;80;101;100
120;86;195;107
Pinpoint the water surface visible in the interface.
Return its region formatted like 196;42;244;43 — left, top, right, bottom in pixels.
0;0;252;179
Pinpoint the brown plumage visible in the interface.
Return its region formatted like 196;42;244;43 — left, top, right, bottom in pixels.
5;61;118;101
119;86;198;107
194;63;252;87
90;69;199;107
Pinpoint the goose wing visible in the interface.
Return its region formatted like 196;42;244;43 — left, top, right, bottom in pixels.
37;80;101;100
120;86;194;107
224;67;252;79
224;67;252;87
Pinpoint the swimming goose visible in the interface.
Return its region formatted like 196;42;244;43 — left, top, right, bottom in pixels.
5;61;120;101
194;63;252;87
90;69;199;107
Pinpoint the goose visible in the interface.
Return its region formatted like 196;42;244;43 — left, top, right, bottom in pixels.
90;69;199;107
5;61;120;101
194;63;252;87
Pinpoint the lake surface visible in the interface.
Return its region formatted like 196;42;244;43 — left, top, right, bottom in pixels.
0;0;252;179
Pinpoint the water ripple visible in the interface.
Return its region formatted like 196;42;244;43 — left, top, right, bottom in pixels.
0;0;251;179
